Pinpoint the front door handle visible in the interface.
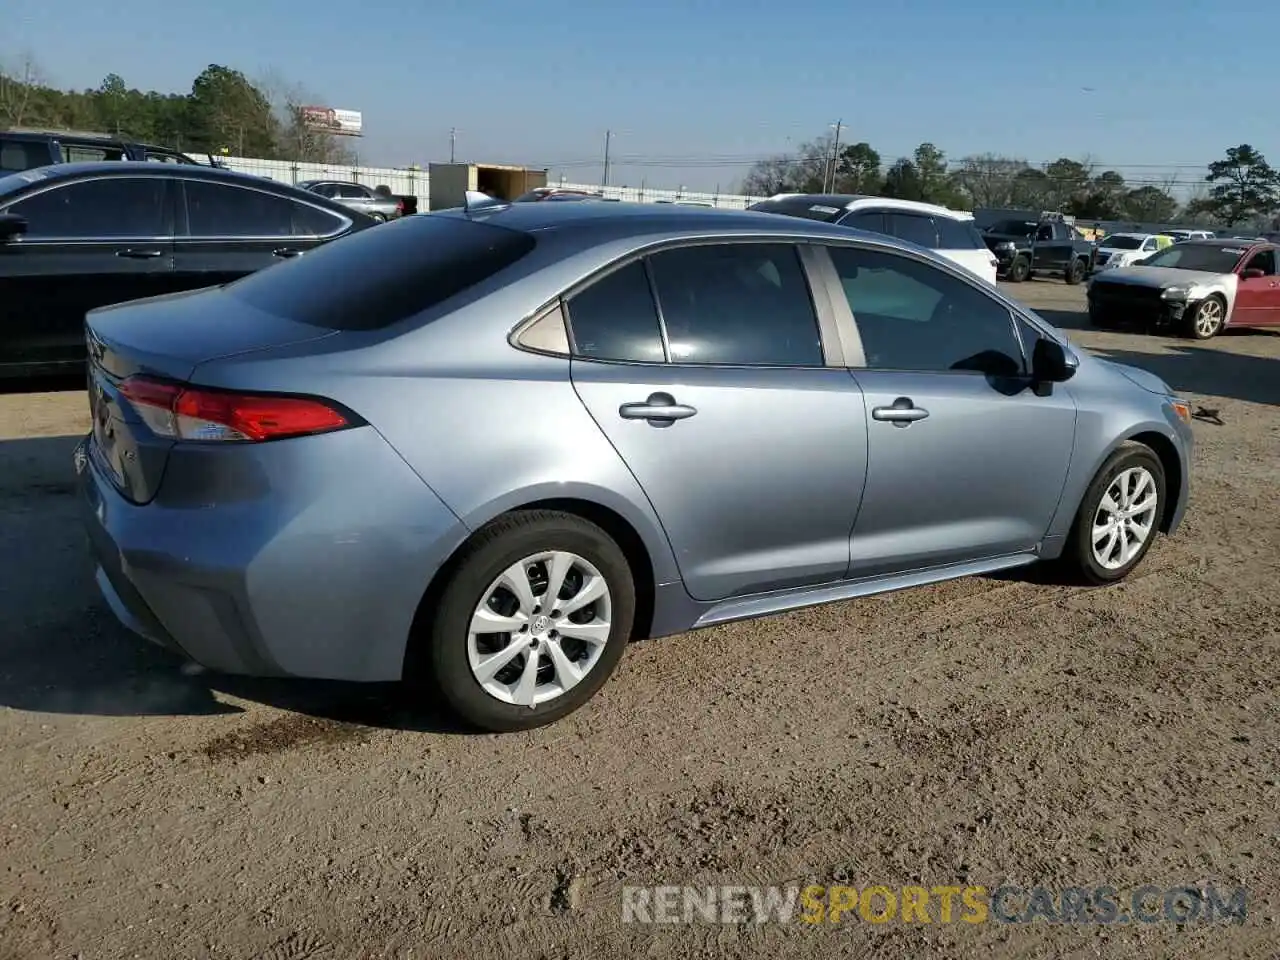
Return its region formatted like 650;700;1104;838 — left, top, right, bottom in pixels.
619;392;697;424
273;247;304;259
872;397;929;427
116;248;164;259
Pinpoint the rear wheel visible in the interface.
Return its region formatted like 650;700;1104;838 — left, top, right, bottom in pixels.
1060;445;1165;585
370;213;387;223
420;510;635;732
1183;295;1225;339
1065;257;1087;284
1007;256;1031;282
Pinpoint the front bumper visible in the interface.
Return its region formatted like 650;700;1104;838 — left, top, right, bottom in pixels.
1087;285;1191;328
75;426;469;682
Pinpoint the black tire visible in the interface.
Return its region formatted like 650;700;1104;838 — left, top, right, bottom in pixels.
1182;295;1225;340
1065;257;1086;284
1060;444;1166;586
1088;307;1116;329
1007;256;1031;282
421;510;635;732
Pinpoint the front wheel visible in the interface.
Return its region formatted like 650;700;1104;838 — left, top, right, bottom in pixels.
1006;256;1031;282
370;213;387;223
1184;295;1225;339
1061;445;1165;585
421;510;636;732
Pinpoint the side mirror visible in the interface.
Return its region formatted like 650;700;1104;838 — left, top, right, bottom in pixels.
1241;268;1265;280
1032;337;1078;384
0;212;27;241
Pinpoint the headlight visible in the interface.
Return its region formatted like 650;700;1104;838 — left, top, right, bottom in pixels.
995;241;1015;252
1161;286;1191;300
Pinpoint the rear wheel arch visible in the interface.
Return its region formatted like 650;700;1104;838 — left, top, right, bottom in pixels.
402;498;658;682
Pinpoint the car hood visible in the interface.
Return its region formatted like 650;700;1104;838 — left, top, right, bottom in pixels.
1090;266;1225;288
1096;357;1174;395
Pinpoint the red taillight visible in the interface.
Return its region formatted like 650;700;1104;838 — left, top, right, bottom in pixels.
395;198;404;215
119;376;352;443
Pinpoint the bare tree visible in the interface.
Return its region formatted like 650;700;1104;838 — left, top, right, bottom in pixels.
0;51;44;127
951;154;1031;208
257;69;357;165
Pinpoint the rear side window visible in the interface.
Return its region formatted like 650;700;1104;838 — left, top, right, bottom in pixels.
0;139;52;172
937;218;985;250
886;212;939;248
225;214;537;330
839;210;887;235
565;261;666;362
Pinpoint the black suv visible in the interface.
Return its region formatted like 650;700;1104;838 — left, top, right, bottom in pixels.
0;128;212;174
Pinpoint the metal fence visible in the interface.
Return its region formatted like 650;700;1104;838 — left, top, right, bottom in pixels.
218;155;766;209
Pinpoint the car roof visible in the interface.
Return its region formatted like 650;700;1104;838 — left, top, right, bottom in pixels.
1;161;288;188
764;193;973;220
1180;237;1260;249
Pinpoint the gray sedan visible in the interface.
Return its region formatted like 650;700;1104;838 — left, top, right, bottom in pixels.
75;201;1194;731
297;179;402;221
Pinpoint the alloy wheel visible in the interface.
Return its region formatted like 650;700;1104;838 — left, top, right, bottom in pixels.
1195;299;1224;338
466;551;612;707
1091;467;1159;570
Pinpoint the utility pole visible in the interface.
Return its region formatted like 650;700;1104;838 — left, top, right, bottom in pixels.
602;129;612;188
824;119;843;193
449;127;456;163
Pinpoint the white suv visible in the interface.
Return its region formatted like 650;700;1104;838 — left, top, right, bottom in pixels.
748;194;999;285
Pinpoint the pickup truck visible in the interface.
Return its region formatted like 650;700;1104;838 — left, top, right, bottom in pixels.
0;128;215;173
982;217;1097;284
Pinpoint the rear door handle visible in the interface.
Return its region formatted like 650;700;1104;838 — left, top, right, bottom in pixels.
619;392;697;424
116;248;164;259
872;397;929;427
273;247;304;259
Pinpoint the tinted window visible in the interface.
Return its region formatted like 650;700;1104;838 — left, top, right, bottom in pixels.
747;198;846;223
184;180;345;237
0;139;52;172
5;177;168;238
937;217;985;250
62;144;122;162
1243;249;1276;274
225;214;537;330
1102;235;1143;249
335;184;368;198
990;220;1036;237
887;213;939;248
827;245;1023;375
839;210;887;234
565;261;665;362
1142;243;1246;272
648;243;823;366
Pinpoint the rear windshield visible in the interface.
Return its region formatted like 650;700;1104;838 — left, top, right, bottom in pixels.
748;198;846;223
1102;235;1143;249
225;214;537;330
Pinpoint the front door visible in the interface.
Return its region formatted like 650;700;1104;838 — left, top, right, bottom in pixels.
172;179;350;292
0;175;174;371
1233;247;1280;327
566;244;869;602
819;243;1077;578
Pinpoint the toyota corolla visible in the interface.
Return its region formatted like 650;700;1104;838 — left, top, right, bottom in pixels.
76;200;1194;731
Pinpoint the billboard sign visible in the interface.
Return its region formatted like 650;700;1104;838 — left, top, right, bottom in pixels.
299;106;363;137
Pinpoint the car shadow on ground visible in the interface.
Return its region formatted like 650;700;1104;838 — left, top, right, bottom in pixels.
0;434;471;733
1090;341;1280;407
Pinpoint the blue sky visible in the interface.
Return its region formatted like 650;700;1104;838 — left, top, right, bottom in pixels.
4;0;1272;194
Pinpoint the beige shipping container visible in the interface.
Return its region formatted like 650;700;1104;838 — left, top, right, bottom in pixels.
427;163;548;210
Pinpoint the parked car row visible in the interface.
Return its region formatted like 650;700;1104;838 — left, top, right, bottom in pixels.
71;198;1194;731
0;162;376;376
980;215;1096;284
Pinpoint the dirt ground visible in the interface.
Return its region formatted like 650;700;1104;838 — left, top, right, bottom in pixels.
1;280;1277;959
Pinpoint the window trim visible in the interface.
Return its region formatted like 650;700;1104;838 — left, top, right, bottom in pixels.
0;173;176;242
809;238;1046;377
512;236;847;369
175;178;353;241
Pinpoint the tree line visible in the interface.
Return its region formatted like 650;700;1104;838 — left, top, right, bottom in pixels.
0;53;356;164
741;135;1280;229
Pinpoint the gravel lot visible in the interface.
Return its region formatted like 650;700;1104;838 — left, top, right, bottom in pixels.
1;280;1277;959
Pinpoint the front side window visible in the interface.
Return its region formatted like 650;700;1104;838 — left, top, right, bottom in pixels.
1242;249;1276;275
4;177;169;238
564;260;666;363
826;245;1023;376
183;181;346;238
647;243;823;366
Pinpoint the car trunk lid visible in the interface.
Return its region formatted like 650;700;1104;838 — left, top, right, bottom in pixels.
85;286;339;504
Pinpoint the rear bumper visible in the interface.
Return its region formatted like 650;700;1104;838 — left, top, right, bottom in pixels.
76;426;469;682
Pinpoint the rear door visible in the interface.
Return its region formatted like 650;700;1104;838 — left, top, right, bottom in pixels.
172;178;353;291
816;242;1077;577
567;241;869;602
1232;246;1280;326
0;175;175;370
